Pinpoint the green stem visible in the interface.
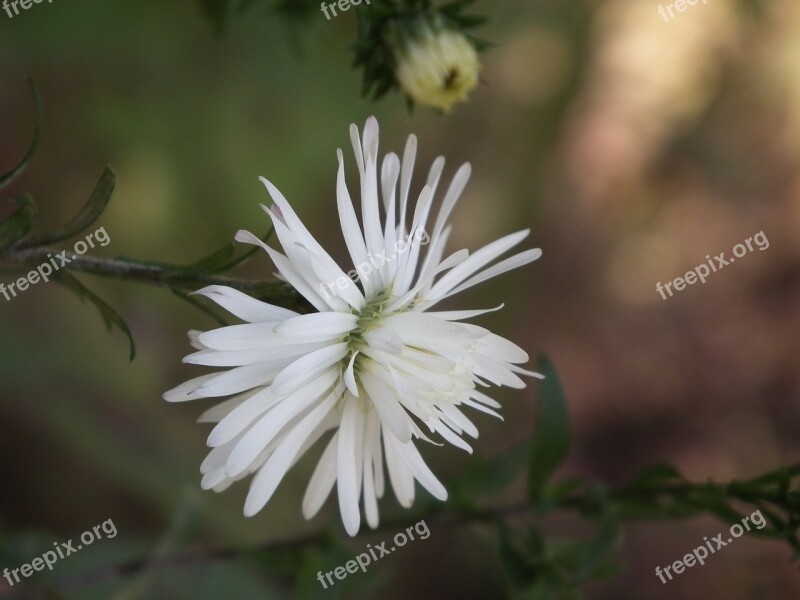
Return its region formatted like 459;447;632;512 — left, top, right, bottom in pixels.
2;245;308;311
38;464;800;594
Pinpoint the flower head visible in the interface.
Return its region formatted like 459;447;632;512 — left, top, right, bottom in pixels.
164;117;542;535
395;22;481;112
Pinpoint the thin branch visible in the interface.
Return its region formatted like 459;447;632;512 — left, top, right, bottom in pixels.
2;246;309;311
41;465;800;594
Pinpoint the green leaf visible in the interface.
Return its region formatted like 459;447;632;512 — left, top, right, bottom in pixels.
452;442;529;501
214;225;274;272
573;522;622;582
528;355;571;503
0;193;38;251
55;271;136;360
684;488;744;524
20;166;115;249
169;226;273;276
498;525;539;589
0;79;42;191
175;244;236;274
630;464;685;489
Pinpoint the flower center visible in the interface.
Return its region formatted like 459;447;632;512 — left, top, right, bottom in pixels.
443;67;460;90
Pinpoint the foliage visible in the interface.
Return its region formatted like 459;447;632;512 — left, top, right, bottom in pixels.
0;84;302;361
194;0;488;108
5;346;799;598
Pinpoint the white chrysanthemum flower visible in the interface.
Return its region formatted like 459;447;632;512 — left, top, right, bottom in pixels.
395;24;481;112
164;117;542;536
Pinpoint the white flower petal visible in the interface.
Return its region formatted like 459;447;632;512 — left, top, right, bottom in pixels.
197;393;252;423
430;419;473;454
470;355;527;389
235;232;336;312
344;351;360;398
244;392;338;517
381;153;400;279
398;134;417;238
363;328;404;355
192;285;298;323
207;387;281;447
303;247;365;311
425;229;531;302
302;432;339;520
462;397;503;420
445;248;543;299
361;154;387;289
470;390;502;409
257;177;341;264
431;163;471;244
225;369;338;477
336;149;375;297
437;403;479;438
394;185;434;295
337;398;365;536
508;365;545;379
163;373;218;402
472;331;530;364
386;312;470;340
425;156;446;197
391;437;448;501
196;323;278;351
184;342;322;367
426;305;504;321
271;342;349;397
197;363;285;398
188;330;207;350
360;370;412;443
363;410;382;528
274;313;359;343
349;123;365;177
383;429;415;508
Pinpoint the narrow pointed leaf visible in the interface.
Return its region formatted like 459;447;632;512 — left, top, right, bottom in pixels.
20;167;115;249
0;194;38;251
174;244;236;274
0;79;42;191
528;355;571;502
169;226;273;276
56;271;136;360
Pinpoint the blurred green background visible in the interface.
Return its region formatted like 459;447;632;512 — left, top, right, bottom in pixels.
1;0;800;598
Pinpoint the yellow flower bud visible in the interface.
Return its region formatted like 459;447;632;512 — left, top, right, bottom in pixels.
395;25;481;112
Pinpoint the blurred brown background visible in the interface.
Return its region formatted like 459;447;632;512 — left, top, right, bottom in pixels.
1;0;799;598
